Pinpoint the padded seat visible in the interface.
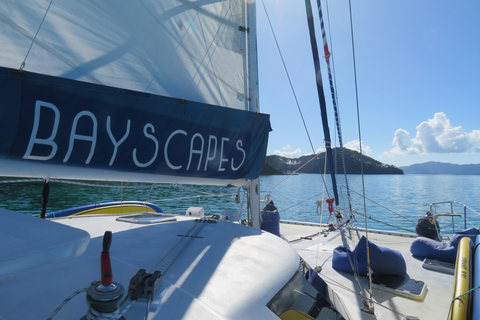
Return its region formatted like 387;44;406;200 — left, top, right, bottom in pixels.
410;228;479;263
332;236;407;276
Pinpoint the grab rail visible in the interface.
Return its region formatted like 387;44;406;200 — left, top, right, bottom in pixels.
426;201;468;234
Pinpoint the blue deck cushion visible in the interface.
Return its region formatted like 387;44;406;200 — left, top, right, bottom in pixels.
410;237;457;263
261;201;281;237
449;228;479;246
332;236;407;276
410;228;479;263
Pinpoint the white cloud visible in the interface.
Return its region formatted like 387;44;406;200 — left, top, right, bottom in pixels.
385;112;480;156
273;148;302;158
282;144;291;150
344;140;372;155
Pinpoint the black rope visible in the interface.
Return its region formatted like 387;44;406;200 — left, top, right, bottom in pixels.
41;180;49;219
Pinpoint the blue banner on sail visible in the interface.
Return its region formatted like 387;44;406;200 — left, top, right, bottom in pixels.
0;67;271;181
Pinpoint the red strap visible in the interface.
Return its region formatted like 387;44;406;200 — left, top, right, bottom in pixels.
101;253;113;285
326;198;334;214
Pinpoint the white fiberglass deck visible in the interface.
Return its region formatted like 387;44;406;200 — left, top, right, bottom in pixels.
0;213;299;320
280;221;455;320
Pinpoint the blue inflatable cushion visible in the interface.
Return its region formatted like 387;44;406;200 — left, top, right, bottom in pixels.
410;237;457;263
332;236;407;276
410;228;479;263
449;228;479;246
260;201;281;237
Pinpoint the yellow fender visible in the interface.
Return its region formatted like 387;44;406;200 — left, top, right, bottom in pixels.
279;310;315;320
450;237;472;320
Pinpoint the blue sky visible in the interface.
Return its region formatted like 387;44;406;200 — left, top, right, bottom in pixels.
256;0;480;167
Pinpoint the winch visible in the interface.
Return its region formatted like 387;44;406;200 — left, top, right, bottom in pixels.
81;231;125;320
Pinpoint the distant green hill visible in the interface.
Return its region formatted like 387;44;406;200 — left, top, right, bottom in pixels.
261;148;403;175
400;161;480;174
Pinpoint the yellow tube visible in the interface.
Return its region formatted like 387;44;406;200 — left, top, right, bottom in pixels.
450;237;472;320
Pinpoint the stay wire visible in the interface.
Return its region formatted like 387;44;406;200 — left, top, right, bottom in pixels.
261;0;339;205
260;0;316;156
348;0;374;310
319;0;354;217
20;0;54;71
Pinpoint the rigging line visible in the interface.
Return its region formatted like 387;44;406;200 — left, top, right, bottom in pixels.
347;0;374;311
175;184;233;197
315;156;328;267
347;187;418;224
261;153;330;200
320;273;411;319
259;0;317;156
151;194;236;203
303;0;340;210
0;7;100;84
120;181;124;214
19;0;54;71
149;218;210;274
138;0;242;98
0;178;44;184
49;179;154;188
181;9;231;104
260;0;333;198
335;227;368;306
316;0;353;216
145;183;156;202
279;191;326;214
350;211;416;234
198;11;228;107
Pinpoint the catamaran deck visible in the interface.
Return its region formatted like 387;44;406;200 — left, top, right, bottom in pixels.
280;220;455;320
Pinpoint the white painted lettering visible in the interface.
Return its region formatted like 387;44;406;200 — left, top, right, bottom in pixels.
231;140;246;171
107;116;131;166
204;135;217;171
165;130;186;170
218;137;229;171
133;123;158;167
23;100;60;160
186;133;204;171
63;111;97;164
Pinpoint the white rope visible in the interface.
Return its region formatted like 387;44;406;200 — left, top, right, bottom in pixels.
46;288;87;320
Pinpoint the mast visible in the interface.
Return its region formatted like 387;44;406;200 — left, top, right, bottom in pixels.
246;0;261;229
303;0;341;218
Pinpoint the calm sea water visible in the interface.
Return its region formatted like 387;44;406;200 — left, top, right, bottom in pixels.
1;174;479;236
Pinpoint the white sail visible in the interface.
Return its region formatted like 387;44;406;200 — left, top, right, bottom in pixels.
0;1;270;185
0;0;248;110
